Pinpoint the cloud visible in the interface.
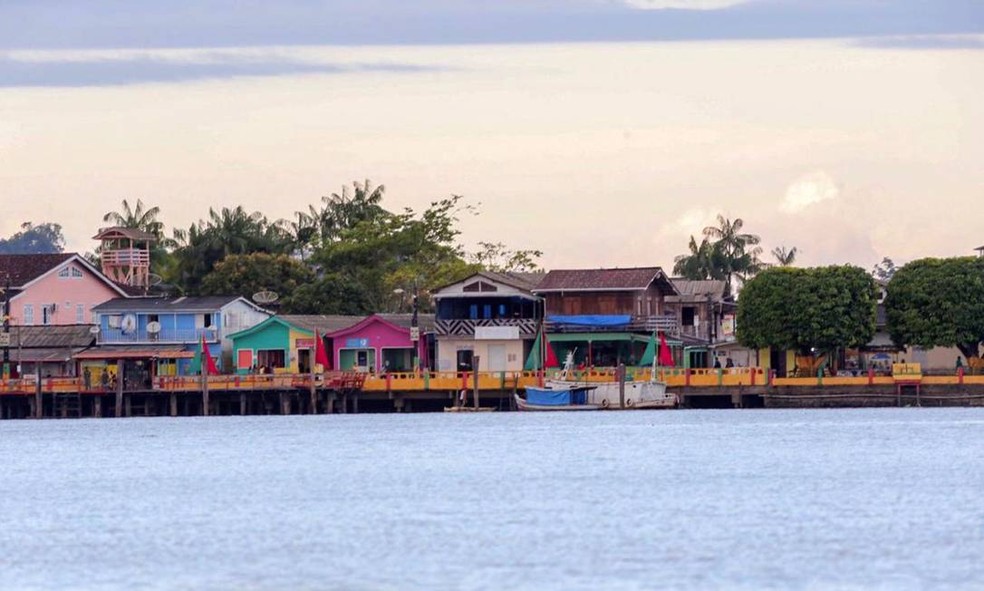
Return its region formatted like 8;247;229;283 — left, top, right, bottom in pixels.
0;49;440;87
780;171;840;214
622;0;748;9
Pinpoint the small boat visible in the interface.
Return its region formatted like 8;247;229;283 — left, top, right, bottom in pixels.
443;406;495;413
546;351;677;410
515;384;601;411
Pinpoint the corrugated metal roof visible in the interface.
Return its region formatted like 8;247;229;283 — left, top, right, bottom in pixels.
533;267;673;293
666;279;728;302
375;313;435;331
278;315;365;334
74;344;193;359
92;226;158;242
3;325;96;348
92;295;242;312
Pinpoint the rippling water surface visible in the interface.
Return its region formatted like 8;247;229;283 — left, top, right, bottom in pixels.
1;408;982;590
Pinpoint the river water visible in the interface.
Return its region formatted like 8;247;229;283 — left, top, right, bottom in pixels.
1;408;982;590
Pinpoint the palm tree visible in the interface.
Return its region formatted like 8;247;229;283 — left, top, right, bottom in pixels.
772;246;798;266
102;198;171;245
702;215;763;293
673;236;722;280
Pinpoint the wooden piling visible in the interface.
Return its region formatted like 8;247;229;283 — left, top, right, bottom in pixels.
170;393;177;417
473;355;481;410
115;359;124;418
201;374;210;417
240;392;247;415
618;363;626;410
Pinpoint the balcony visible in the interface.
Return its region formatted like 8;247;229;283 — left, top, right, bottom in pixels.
545;314;680;335
98;327;218;345
101;249;150;266
435;318;538;337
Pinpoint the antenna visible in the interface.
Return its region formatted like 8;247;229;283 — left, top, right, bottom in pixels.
252;290;279;304
147;273;163;287
89;325;100;334
146;321;161;334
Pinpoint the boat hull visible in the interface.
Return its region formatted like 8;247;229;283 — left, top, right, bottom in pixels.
514;394;601;411
545;379;677;409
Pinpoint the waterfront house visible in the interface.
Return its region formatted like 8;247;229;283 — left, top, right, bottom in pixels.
228;315;359;374
0;253;129;328
3;324;96;378
431;271;543;372
532;267;679;367
78;296;270;385
664;279;756;368
328;314;435;373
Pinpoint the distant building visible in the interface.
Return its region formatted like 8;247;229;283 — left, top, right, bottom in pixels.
0;253;129;327
431;271;543;372
532;267;679;367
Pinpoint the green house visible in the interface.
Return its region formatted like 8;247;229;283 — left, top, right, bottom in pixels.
227;315;361;374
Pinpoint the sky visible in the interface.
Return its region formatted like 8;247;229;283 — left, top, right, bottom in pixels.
1;0;982;272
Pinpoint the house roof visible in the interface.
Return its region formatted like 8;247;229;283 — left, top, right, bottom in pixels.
533;267;677;294
666;279;729;303
0;253;74;287
278;315;366;334
91;295;249;313
74;344;194;359
375;313;435;331
431;270;544;295
92;226;157;242
4;324;97;348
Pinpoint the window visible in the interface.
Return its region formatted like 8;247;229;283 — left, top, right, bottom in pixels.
76;304;84;323
469;304;478;320
42;305;54;325
57;266;83;279
203;314;213;328
257;349;286;369
23;305;33;326
682;307;696;327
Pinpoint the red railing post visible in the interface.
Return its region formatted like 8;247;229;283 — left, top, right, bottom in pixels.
958;367;964;384
867;368;874;386
386;372;393;392
685;368;691;387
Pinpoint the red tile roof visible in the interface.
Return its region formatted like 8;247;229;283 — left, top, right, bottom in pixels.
533;267;674;292
0;253;74;287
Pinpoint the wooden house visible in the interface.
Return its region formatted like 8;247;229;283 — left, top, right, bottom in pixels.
431;271;543;372
532;267;679;367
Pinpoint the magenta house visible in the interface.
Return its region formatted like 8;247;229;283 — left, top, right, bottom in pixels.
327;314;433;373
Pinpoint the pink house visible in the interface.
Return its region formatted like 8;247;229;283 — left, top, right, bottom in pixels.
326;314;432;373
1;253;129;327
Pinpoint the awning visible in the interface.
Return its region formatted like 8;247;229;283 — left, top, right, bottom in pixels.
545;332;682;346
7;347;89;363
547;315;631;327
74;345;195;360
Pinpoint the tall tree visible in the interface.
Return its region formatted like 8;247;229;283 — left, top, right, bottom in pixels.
872;257;898;282
102;198;167;242
199;253;315;303
171;206;288;294
885;257;984;360
0;222;65;254
702;214;764;292
771;246;798;266
673;236;723;280
737;265;877;355
471;241;544;273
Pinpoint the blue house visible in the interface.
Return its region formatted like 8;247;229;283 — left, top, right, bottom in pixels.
77;296;270;385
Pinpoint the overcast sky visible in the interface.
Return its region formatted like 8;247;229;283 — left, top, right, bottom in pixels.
1;0;982;270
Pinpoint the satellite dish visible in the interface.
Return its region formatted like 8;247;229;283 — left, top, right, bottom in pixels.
146;321;161;334
89;326;100;334
121;314;137;334
252;290;279;304
148;273;163;287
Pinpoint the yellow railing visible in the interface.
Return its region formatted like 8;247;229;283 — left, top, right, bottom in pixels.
5;366;984;395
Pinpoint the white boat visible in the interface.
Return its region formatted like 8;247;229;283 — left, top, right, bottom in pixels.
545;351;677;410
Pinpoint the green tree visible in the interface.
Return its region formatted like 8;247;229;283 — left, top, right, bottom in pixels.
470;241;544;273
771;246;798;266
171;206;289;294
673;235;724;280
885;257;984;360
199;253;314;302
702;214;764;292
0;222;65;254
737;265;877;355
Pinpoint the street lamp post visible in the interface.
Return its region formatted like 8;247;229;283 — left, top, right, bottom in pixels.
410;281;420;372
2;275;10;379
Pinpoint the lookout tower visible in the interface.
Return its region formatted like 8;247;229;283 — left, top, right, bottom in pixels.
93;227;156;288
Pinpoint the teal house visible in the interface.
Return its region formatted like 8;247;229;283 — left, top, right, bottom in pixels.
227;315;361;374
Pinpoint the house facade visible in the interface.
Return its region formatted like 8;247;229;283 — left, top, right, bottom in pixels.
432;271;542;372
0;253;128;328
329;314;433;373
80;296;270;383
532;267;680;367
664;279;751;368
